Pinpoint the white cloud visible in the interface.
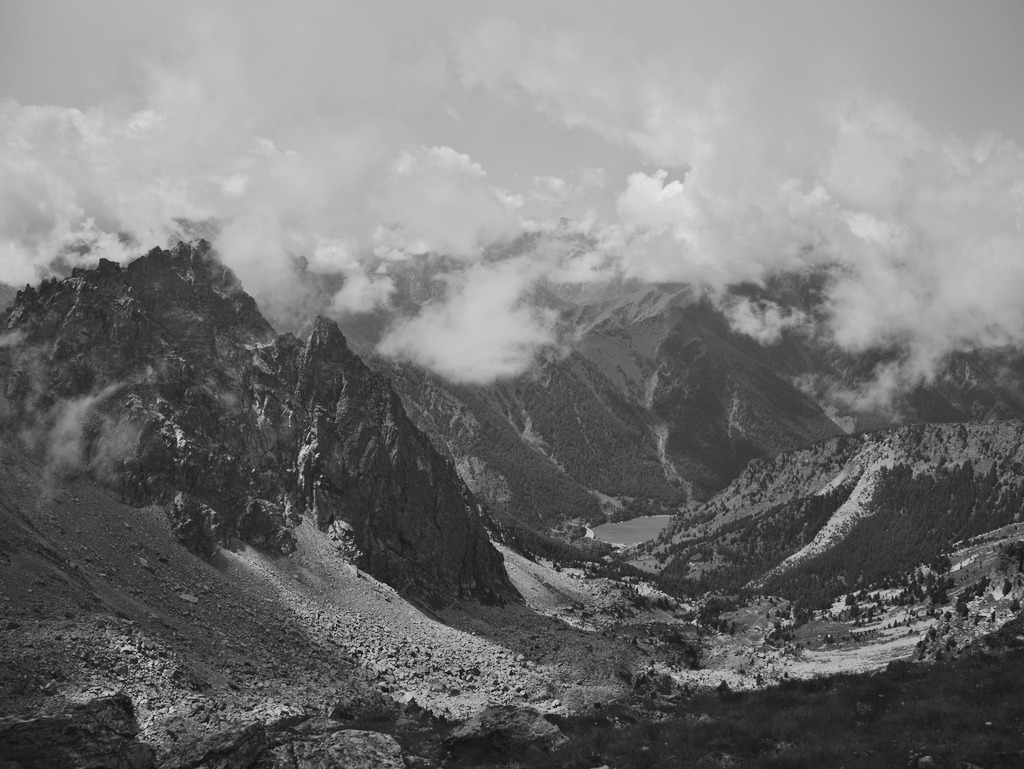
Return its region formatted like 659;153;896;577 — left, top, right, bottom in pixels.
616;170;693;234
0;331;26;349
329;270;395;316
4;8;1024;400
455;18;714;169
372;145;521;260
725;298;811;346
378;258;558;383
451;14;1024;398
0;101;205;284
311;239;395;316
0;92;522;336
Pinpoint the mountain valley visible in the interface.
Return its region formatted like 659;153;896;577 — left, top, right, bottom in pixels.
339;255;1024;545
2;245;1024;768
5;2;1024;766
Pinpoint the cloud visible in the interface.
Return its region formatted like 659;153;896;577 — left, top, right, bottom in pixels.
372;145;521;260
454;18;728;170
724;298;811;346
457;20;1024;402
46;383;123;477
588;168;830;290
0;8;535;379
378;258;558;383
0;331;26;349
0;6;520;325
0;101;203;284
819;111;1024;381
311;243;396;317
494;169;610;232
3;8;1024;400
0;102;519;331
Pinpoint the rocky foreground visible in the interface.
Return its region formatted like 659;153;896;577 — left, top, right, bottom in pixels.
9;414;1015;766
0;437;699;766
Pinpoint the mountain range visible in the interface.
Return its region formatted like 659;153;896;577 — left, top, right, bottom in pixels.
3;242;1024;767
324;244;1024;540
11;239;1024;546
650;419;1024;606
0;242;514;606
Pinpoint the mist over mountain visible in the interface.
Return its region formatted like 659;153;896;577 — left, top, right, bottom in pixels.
4;3;1024;421
318;261;1024;528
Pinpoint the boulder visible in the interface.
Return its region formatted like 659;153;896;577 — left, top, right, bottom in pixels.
443;705;566;761
270;730;404;769
0;693;155;769
160;722;266;769
159;720;408;769
325;685;393;723
166;493;225;560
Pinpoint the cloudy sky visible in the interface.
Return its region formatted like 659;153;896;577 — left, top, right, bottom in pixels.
2;0;1024;391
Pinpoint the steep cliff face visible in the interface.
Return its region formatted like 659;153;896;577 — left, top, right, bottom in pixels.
289;317;514;602
0;241;515;605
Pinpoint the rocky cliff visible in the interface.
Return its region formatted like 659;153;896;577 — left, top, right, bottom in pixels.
0;241;516;605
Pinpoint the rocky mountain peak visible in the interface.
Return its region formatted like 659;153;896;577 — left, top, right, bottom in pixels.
295;315;363;404
0;243;517;606
5;242;275;399
121;240;275;343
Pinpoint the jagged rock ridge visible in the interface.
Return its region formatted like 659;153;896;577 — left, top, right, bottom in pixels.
0;241;516;605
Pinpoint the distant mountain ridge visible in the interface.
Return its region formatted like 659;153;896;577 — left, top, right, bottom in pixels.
360;280;845;534
15;241;1024;548
653;420;1024;606
0;241;516;605
356;269;1024;540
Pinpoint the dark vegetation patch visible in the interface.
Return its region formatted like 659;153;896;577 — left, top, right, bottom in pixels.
473;650;1024;768
497;518;672;598
518;354;685;505
768;459;1024;607
655;483;855;596
655;456;1024;609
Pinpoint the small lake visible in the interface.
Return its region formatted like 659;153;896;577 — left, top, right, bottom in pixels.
590;514;673;546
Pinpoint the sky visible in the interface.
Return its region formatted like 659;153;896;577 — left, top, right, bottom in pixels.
2;0;1024;397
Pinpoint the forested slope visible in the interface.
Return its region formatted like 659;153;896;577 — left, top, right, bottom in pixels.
654;421;1024;606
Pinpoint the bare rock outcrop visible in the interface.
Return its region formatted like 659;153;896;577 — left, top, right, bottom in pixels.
271;729;405;769
160;722;267;769
160;720;405;769
443;704;566;761
0;693;156;769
